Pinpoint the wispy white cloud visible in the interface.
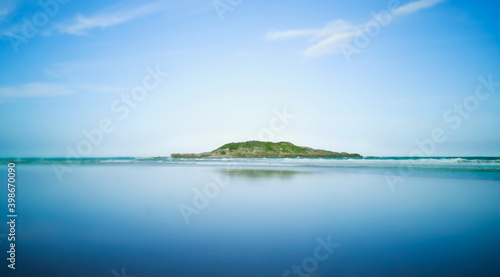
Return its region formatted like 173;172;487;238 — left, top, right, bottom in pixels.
57;2;168;35
0;83;74;98
393;0;444;16
304;22;361;58
267;0;445;58
267;20;361;57
0;1;196;39
0;83;126;98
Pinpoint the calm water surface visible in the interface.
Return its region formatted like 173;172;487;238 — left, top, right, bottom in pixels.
1;160;499;276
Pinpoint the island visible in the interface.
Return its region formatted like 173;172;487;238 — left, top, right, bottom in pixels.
170;141;362;158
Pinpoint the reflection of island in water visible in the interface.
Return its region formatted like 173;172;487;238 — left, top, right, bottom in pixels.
171;141;362;158
220;169;314;179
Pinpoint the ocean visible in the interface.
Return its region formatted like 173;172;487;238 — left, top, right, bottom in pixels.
1;157;499;276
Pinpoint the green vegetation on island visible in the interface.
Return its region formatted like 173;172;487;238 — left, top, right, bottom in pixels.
171;141;362;158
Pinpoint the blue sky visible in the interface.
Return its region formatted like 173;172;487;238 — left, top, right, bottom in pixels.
0;0;499;157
